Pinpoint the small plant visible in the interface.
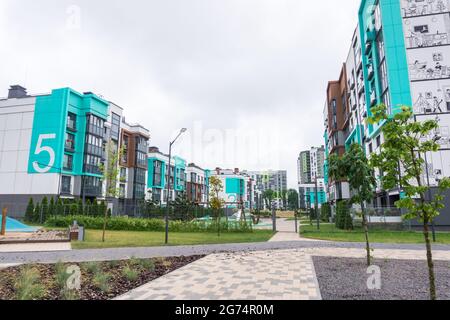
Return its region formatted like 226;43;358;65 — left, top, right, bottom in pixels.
83;261;101;274
15;266;46;300
55;261;69;288
137;259;155;272
93;271;111;293
107;260;121;268
122;265;139;282
161;259;172;269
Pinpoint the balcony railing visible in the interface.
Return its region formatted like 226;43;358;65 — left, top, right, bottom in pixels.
67;119;77;132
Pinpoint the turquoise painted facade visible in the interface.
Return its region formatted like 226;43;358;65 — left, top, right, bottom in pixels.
28;88;108;178
345;124;364;150
308;190;327;207
225;177;245;196
358;0;412;139
147;155;186;192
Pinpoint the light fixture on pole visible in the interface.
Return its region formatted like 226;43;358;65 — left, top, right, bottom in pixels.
165;128;187;245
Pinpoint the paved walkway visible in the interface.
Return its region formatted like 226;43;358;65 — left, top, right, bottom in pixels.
116;245;450;301
116;249;322;300
0;242;71;253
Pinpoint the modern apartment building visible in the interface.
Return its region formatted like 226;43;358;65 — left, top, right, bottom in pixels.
186;163;210;206
0;85;149;217
297;147;327;210
324;67;351;206
322;0;450;225
245;170;287;209
146;147;186;205
211;168;257;210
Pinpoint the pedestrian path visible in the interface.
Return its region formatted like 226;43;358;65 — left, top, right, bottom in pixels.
116;249;322;300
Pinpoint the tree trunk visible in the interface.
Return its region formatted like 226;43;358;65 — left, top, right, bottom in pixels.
361;201;371;266
102;205;108;243
423;220;437;300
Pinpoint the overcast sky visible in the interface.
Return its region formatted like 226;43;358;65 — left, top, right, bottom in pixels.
0;0;360;188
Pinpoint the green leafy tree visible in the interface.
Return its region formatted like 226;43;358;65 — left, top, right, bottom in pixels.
25;198;34;222
335;200;353;230
262;189;276;209
369;104;450;300
92;200;99;217
321;203;331;222
171;192;195;221
209;176;225;236
329;143;376;266
287;189;299;211
279;189;288;210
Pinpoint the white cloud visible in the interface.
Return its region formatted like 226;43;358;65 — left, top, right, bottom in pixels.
0;0;361;188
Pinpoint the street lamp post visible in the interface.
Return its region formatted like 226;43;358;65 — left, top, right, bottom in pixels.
165;128;187;245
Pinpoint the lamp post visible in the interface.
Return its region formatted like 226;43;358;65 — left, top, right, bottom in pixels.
165;128;187;245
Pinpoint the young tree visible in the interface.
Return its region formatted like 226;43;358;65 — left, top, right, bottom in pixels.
329;143;376;266
172;192;195;221
262;189;276;210
369;104;450;300
287;189;299;211
209;176;225;236
25;198;34;223
99;142;124;242
56;198;64;216
33;202;41;223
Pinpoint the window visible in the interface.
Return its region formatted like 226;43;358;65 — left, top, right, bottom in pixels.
110;113;121;141
119;184;126;198
65;132;75;151
376;135;381;148
63;154;73;171
61;176;72;194
67;113;77;131
369;143;373;154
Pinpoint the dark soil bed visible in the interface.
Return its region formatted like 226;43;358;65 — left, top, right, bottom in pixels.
313;256;450;300
0;255;203;300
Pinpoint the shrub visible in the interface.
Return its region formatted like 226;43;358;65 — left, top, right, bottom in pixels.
45;216;254;233
49;198;56;217
15;267;45;300
33;203;41;224
77;199;84;216
335;201;353;230
41;197;49;222
320;203;331;222
25;198;34;223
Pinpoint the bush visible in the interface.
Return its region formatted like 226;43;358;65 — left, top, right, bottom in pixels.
321;203;331;222
41;197;49;222
45;215;254;233
25;198;34;223
335;201;353;230
122;266;139;282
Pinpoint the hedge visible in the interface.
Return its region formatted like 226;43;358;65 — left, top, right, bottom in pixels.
45;216;254;233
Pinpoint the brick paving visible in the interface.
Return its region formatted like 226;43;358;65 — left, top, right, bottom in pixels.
116;249;322;300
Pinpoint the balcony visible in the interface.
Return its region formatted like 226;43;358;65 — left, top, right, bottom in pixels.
66;119;77;132
65;140;75;153
82;186;103;197
84;164;103;176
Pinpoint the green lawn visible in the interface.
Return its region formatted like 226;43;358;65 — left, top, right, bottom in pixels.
72;229;275;249
300;223;450;244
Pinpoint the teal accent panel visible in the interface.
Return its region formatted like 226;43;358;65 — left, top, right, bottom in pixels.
174;156;186;191
345;125;363;149
28;89;69;174
359;0;412;140
309;191;327;206
28;87;109;176
226;178;245;196
147;157;166;189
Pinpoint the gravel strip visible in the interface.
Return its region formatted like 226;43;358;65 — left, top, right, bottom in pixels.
313;256;450;300
2;241;450;264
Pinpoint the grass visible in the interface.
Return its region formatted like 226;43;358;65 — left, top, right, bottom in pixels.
71;229;275;249
14;267;45;300
301;223;450;244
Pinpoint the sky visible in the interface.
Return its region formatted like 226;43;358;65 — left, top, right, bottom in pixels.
0;0;361;189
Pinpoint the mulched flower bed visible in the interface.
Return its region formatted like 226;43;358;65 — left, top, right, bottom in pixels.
0;255;204;300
